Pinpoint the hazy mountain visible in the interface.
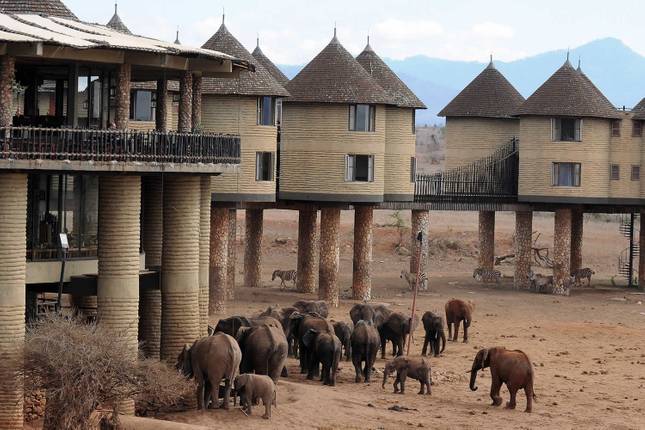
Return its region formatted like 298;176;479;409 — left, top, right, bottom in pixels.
278;38;645;125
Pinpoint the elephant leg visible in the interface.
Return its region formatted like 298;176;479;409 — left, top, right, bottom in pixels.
453;321;460;342
380;334;386;359
263;396;271;419
524;382;534;413
299;341;307;373
418;380;425;395
393;375;400;393
352;355;362;383
196;379;205;410
222;378;232;410
421;335;429;356
463;323;469;343
447;322;452;340
396;338;404;357
490;376;503;407
398;369;408;394
506;385;518;410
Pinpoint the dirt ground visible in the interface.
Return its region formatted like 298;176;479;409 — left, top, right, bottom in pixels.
154;210;645;429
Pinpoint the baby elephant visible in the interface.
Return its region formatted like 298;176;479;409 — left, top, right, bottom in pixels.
234;373;277;419
382;356;432;395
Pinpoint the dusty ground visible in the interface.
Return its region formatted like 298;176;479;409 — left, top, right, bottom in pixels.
155;210;645;429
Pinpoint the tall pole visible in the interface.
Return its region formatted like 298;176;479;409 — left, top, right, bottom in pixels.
406;231;423;356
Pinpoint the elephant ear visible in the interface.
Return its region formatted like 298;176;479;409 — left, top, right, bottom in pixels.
178;343;193;378
236;326;252;346
481;348;489;369
302;328;318;348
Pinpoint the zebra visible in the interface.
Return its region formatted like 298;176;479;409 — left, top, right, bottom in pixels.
400;270;429;291
571;267;595;286
272;269;297;289
473;267;501;284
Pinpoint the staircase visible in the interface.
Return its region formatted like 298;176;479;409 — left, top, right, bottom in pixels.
617;214;639;287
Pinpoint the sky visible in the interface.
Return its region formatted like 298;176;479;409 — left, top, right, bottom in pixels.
67;0;645;65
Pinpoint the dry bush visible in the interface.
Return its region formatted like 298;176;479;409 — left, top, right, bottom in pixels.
4;314;191;430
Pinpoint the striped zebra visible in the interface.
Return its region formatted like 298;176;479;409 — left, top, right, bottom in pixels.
400;270;429;291
571;267;594;286
473;267;501;284
272;269;297;289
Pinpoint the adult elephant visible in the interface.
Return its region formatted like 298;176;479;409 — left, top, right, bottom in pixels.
293;300;329;318
236;324;289;382
470;347;536;413
445;299;474;342
349;303;392;328
421;311;446;357
350;320;380;383
302;328;342;385
378;312;420;358
259;305;299;357
287;311;334;376
176;332;241;410
213;315;252;338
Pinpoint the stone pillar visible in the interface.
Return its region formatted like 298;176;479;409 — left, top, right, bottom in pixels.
226;209;237;299
0;56;15;127
514;211;533;289
209;206;228;315
410;210;430;275
178;71;193;133
155;78;168;132
244;209;264;289
0;173;27;430
570;208;584;273
297;209;318;293
161;176;200;362
478;211;495;271
115;63;131;130
191;73;202;131
553;208;572;296
198;177;211;335
639;210;645;291
140;176;163;360
319;207;341;307
352;206;373;301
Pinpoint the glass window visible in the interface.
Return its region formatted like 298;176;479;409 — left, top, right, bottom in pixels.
611;120;621;137
255;152;274;181
610;164;620;180
552;162;581;187
631;165;640;181
258;96;275;126
552;118;582;142
410;157;417;183
633;120;642;137
345;154;374;182
412;110;416;134
349;104;375;132
77;69;103;129
130;90;156;121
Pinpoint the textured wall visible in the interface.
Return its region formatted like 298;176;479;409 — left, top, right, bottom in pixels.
0;173;27;429
178;72;193;133
608;111;641;198
192;74;202;131
319;207;341;307
199;177;211;334
244;209;264;289
514;211;533;289
384;107;415;199
0;56;15;127
115;63;131;129
352;206;373;300
570;208;584;273
478;211;495;271
209;206;228;314
227;209;237;299
553;208;572;295
410;210;430;275
297;209;318;293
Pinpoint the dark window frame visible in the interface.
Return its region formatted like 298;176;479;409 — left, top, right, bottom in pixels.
632;120;643;137
410;157;417;183
345;154;375;182
611;120;621;137
255;151;274;181
349;104;376;132
129;89;156;122
610;164;620;181
631;165;640;181
552;162;581;187
551;117;582;142
257;96;276;126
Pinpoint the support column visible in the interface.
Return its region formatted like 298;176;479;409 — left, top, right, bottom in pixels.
178;71;193;133
199;177;211;335
115;63;131;130
410;210;430;275
0;56;15;127
297;209;318;293
570;208;584;273
352;206;373;300
191;73;202;131
140;176;163;359
514;211;533;289
161;176;200;362
478;211;495;271
553;208;572;295
319;207;341;307
226;209;237;299
244;209;263;289
0;173;27;430
155;78;168;132
639;210;645;291
209;206;228;315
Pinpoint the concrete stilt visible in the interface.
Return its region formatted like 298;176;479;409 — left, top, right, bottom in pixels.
553;208;572;295
0;173;27;430
226;209;237;299
178;71;193;133
192;73;202;131
155;78;168;132
514;211;533;289
319;207;341;307
161;176;200;362
570;208;584;274
115;63;131;130
209;206;229;314
244;209;264;289
0;56;15;127
199;177;211;335
410;210;430;275
640;210;645;291
297;209;318;293
352;206;373;300
478;211;495;271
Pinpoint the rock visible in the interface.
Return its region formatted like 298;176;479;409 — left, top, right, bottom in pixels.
274;237;289;245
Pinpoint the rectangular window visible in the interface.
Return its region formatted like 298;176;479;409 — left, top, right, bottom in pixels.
552;162;581;187
633;120;642;137
255;152;274;181
349;104;375;132
275;98;283;126
551;118;582;142
411;110;416;134
410;157;417;183
610;164;620;181
345;154;374;182
631;165;640;181
257;96;275;126
129;90;156;122
611;120;621;137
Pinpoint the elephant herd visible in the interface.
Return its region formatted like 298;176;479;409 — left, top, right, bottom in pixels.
177;297;537;419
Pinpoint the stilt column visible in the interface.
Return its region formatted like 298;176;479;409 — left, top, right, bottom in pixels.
115;63;131;130
570;208;584;273
553;208;572;295
155;78;168;132
297;209;318;293
514;211;533;289
161;176;200;362
178;71;193;133
0;56;15;127
352;206;373;300
410;210;430;275
0;173;27;430
199;177;211;334
244;209;264;289
478;211;495;270
209;206;228;314
192;73;202;131
319;207;341;307
639;210;645;291
227;209;237;299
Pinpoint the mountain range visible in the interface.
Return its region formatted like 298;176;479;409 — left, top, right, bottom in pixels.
278;38;645;125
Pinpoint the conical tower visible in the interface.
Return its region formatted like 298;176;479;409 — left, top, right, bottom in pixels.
0;0;76;19
106;2;131;34
252;37;289;87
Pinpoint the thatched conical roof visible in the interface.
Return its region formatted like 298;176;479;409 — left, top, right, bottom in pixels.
356;39;425;109
516;59;619;119
438;60;524;118
201;22;289;97
0;0;76;18
252;38;289;87
285;32;389;104
106;4;131;34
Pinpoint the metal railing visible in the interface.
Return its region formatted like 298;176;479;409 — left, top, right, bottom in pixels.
0;127;241;165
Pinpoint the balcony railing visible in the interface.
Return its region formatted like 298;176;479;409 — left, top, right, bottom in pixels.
0;127;241;165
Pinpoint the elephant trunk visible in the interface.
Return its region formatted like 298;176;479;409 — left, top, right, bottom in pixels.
469;368;479;391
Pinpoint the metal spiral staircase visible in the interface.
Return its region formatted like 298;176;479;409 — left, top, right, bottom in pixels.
617;213;639;287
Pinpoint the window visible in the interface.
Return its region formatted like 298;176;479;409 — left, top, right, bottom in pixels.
611;120;621;137
275;98;283;126
255;152;274;181
257;96;275;126
610;164;620;181
551;118;582;142
130;90;156;122
410;157;417;182
633;120;642;137
349;104;375;132
552;162;581;187
411;110;416;134
345;154;374;182
631;165;640;181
